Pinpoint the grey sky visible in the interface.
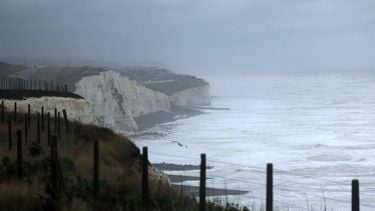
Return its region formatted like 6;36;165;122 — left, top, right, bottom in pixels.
0;0;374;75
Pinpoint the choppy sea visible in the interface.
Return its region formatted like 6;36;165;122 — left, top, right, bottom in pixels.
133;71;375;210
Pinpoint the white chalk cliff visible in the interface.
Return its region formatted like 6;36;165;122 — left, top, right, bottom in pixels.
169;85;211;107
74;70;170;134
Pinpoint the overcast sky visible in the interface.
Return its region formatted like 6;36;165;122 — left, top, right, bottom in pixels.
0;0;374;75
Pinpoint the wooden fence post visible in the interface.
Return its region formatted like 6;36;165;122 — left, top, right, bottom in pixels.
1;100;4;122
57;112;61;141
54;108;57;131
47;113;51;145
142;146;149;208
62;109;69;132
50;136;58;192
266;163;273;211
41;107;44;131
8;117;12;151
93;140;99;199
199;153;206;211
24;114;28;145
27;104;31;126
14;102;17;121
37;112;41;144
352;179;360;211
50;135;65;198
17;130;23;179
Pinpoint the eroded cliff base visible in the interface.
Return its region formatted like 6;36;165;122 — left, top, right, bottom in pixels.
134;106;205;130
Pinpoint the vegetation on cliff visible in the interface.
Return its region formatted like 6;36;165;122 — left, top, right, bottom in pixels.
0;62;27;77
122;67;209;95
0;110;246;210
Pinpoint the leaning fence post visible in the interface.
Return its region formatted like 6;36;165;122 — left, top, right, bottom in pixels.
17;130;23;179
8;117;12;151
93;140;99;199
62;109;69;132
199;153;206;211
37;112;41;144
142;146;149;208
266;163;273;211
352;179;360;211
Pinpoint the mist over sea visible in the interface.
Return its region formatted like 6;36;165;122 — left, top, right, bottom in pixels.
134;71;375;210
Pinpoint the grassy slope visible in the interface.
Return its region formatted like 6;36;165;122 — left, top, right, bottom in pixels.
29;66;105;91
122;68;209;95
0;112;246;211
0;62;27;76
0;113;185;210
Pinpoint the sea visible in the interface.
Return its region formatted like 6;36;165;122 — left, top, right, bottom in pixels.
133;71;375;210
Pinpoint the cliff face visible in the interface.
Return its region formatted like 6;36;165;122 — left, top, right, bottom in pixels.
122;68;211;107
74;70;170;134
1;97;93;124
169;85;211;106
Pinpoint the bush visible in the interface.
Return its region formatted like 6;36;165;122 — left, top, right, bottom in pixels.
28;143;44;157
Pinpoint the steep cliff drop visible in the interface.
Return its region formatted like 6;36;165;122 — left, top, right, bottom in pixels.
75;70;170;134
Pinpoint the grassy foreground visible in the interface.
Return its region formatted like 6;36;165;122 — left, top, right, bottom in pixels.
0;111;248;211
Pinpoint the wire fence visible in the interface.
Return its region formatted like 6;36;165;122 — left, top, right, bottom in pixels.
148;150;374;210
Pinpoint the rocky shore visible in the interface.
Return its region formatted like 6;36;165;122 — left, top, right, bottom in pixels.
154;162;248;197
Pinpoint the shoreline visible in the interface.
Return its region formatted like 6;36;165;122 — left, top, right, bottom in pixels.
134;106;206;131
153;162;213;171
172;185;248;197
154;162;248;197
